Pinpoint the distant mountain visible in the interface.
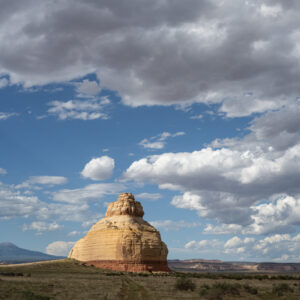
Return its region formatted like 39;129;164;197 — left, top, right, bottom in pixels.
0;242;64;264
168;259;300;273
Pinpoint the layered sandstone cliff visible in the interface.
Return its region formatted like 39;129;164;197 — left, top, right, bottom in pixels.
68;193;170;272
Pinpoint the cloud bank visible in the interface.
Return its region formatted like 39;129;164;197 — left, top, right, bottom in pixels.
185;234;300;262
1;0;300;116
124;103;300;233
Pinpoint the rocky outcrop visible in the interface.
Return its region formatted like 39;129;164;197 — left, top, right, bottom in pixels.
68;193;170;272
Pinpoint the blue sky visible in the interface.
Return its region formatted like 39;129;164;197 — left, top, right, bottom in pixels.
1;0;300;262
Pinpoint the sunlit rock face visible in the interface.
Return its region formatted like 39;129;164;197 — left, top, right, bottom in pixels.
68;193;170;272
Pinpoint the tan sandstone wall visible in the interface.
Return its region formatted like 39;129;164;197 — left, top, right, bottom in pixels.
68;193;170;272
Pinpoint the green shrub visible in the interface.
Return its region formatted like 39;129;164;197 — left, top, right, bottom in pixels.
243;283;258;295
174;277;196;291
0;272;24;277
105;271;124;276
198;282;240;300
214;282;239;295
22;291;50;300
206;289;223;300
272;283;293;296
199;284;210;296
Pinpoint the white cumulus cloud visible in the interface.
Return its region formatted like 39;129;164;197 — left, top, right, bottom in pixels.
185;234;300;261
68;230;82;237
52;183;124;203
46;241;75;256
28;176;67;185
0;78;8;89
76;79;101;97
150;219;201;231
23;221;63;233
48;97;109;121
139;131;185;149
1;1;300;116
0;181;41;219
124;104;300;229
81;156;115;181
0;112;18;120
0;168;7;175
135;193;162;201
16;176;68;189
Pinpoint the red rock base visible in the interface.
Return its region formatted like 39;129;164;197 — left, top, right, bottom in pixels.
83;260;171;272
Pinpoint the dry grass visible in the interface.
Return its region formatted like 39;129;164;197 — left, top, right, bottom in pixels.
1;259;300;299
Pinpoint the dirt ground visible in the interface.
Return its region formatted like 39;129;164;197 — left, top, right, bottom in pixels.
1;259;300;299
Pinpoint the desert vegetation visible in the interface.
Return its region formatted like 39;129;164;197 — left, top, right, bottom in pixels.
1;259;300;299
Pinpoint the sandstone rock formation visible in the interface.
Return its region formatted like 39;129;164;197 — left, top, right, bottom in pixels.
68;193;170;272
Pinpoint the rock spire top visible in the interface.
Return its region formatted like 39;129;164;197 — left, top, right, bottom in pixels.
105;192;144;217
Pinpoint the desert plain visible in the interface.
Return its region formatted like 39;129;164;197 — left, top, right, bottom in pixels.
1;259;300;299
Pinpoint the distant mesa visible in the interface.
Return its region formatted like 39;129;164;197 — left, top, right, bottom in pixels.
168;259;300;273
69;193;170;272
0;242;63;264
